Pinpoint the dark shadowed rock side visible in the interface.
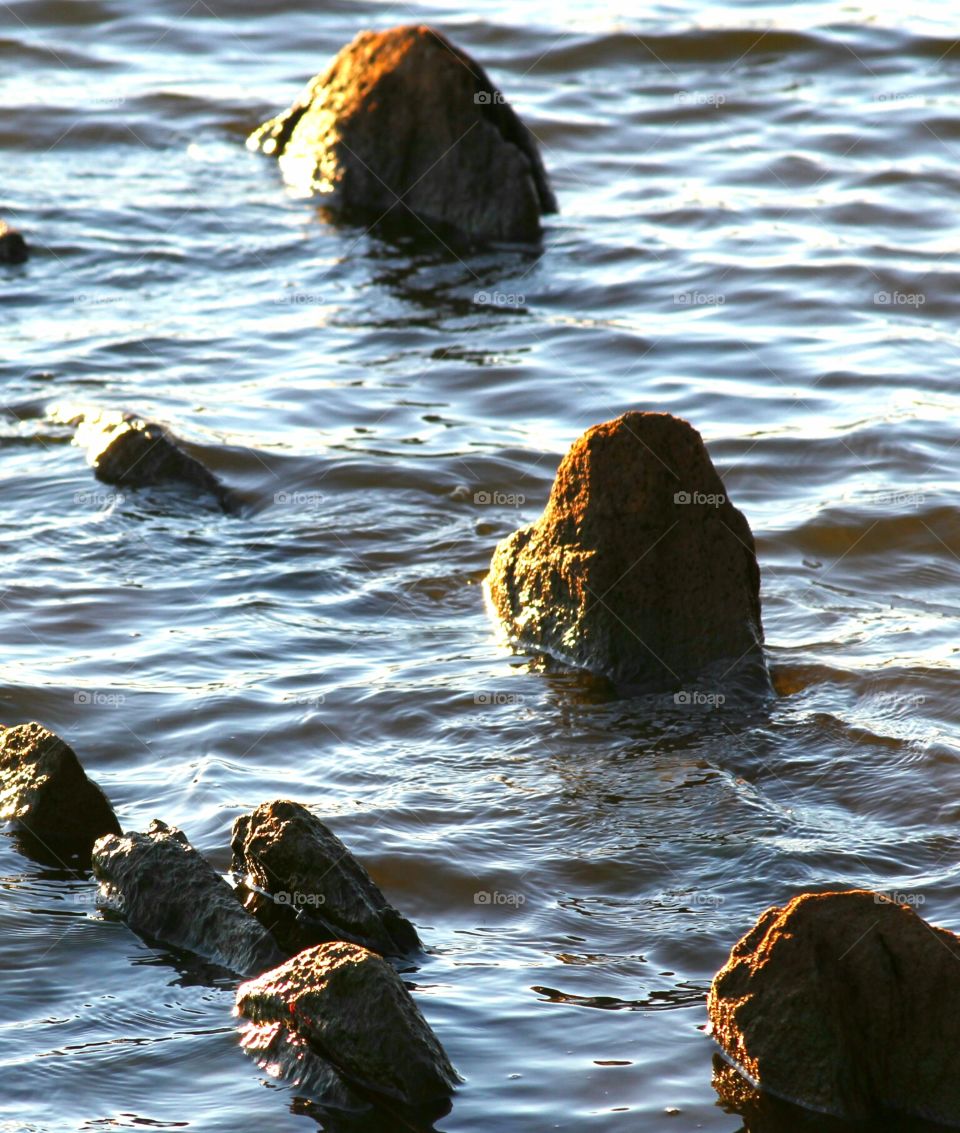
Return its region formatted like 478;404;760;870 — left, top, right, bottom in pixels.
0;220;28;264
486;412;766;692
0;722;121;863
249;24;556;246
235;941;458;1116
53;407;238;513
231;799;420;957
708;890;960;1126
92;819;283;976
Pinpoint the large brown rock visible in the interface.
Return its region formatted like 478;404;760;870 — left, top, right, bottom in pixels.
249;25;556;246
235;941;458;1113
485;412;765;691
0;220;28;264
708;889;960;1125
0;722;121;863
231;799;420;958
92;819;283;976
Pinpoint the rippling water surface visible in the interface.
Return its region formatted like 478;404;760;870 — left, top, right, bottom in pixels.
3;1;960;1129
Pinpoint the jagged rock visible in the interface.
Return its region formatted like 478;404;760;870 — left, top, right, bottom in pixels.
708;889;960;1125
249;24;556;246
53;407;237;513
0;221;28;264
0;722;120;862
235;941;458;1114
485;411;766;692
231;799;420;957
92;819;283;976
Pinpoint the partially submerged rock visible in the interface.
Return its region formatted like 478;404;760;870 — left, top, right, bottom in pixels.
231;799;420;957
485;411;766;692
0;722;120;863
0;220;28;264
708;889;960;1125
52;407;237;513
249;24;556;246
235;941;458;1114
92;819;283;976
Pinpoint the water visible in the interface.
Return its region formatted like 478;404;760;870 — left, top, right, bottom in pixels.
2;1;960;1129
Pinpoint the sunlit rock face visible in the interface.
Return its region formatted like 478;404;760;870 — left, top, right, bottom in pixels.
92;820;284;976
0;722;121;864
485;411;766;692
231;799;420;958
235;941;459;1115
709;890;960;1126
0;220;28;264
249;24;556;246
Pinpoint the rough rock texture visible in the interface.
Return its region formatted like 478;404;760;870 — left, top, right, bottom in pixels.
231;799;420;957
708;889;960;1125
0;722;121;862
92;820;283;976
0;221;28;264
249;24;556;246
235;941;459;1112
486;411;766;692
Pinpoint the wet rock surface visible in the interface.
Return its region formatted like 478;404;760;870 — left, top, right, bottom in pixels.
235;941;458;1115
708;889;960;1125
0;220;28;264
0;722;121;863
249;24;556;246
54;407;237;513
486;411;766;692
231;799;420;957
92;819;284;976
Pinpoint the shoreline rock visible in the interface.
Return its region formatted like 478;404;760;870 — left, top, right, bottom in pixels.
249;24;556;247
0;221;28;264
485;411;766;692
231;799;420;957
0;722;121;864
92;819;284;976
235;941;458;1115
708;889;960;1125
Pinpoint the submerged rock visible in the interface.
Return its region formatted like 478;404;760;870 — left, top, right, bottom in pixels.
249;24;556;246
231;799;420;957
0;722;121;863
0;221;28;264
708;889;960;1125
0;722;120;863
485;411;766;692
92;819;283;976
235;941;458;1114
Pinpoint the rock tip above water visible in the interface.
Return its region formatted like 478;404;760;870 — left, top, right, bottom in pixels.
486;410;766;692
708;888;960;1125
249;23;556;246
0;220;28;264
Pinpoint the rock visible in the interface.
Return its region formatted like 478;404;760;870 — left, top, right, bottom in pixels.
708;889;960;1125
485;411;766;692
0;722;121;863
0;221;28;264
92;819;284;976
235;941;458;1114
249;24;556;246
53;407;237;513
231;799;420;957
